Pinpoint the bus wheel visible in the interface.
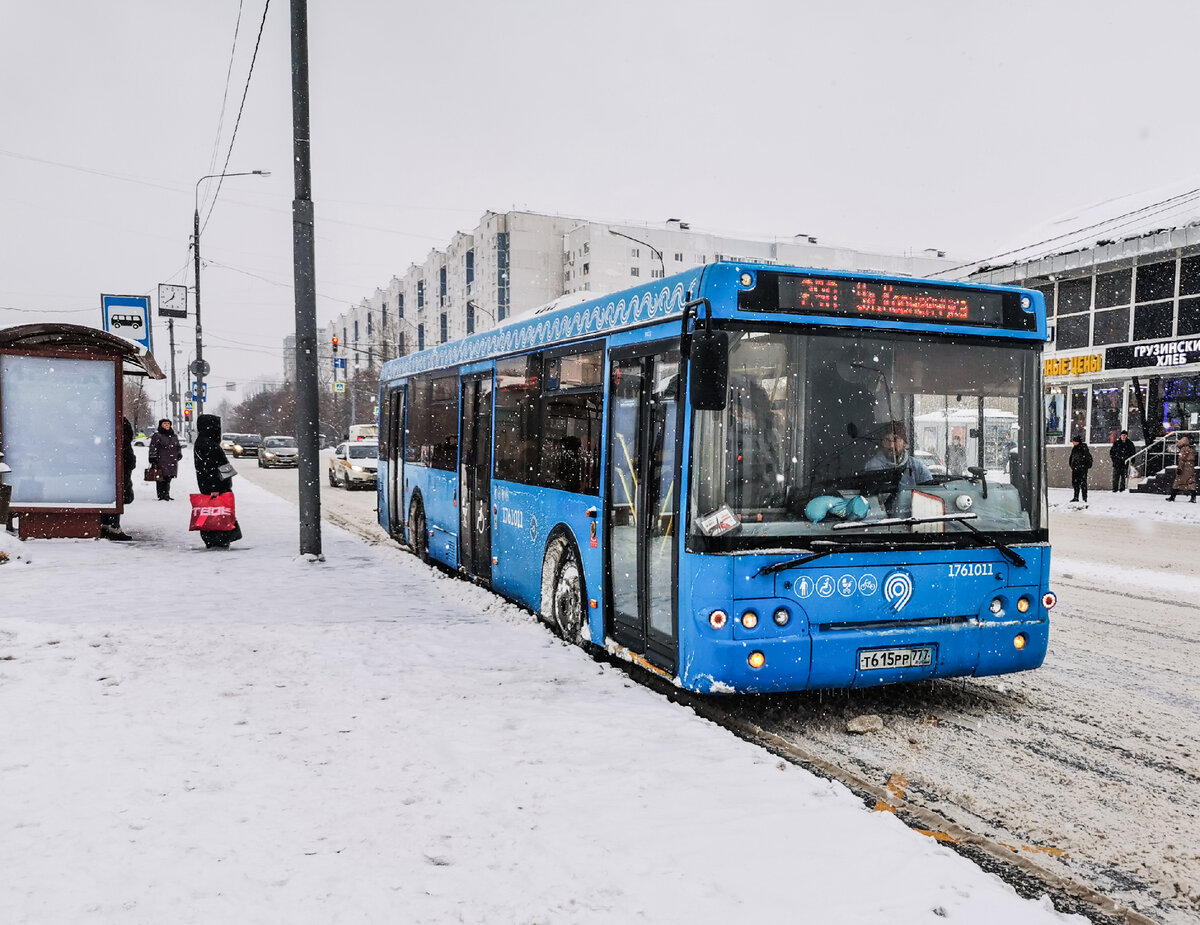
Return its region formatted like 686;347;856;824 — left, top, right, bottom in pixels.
408;498;429;563
550;543;587;643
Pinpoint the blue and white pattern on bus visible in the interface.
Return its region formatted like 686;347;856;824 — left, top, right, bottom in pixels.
380;275;701;379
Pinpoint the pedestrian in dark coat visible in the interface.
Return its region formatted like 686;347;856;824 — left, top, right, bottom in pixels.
1167;436;1197;502
148;418;183;501
193;413;242;546
100;417;136;540
1068;435;1093;503
1109;430;1137;492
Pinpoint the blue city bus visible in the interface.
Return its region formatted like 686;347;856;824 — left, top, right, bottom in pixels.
377;261;1055;694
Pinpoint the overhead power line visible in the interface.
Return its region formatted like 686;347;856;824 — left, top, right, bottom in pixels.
206;0;247;183
201;0;272;235
934;182;1200;278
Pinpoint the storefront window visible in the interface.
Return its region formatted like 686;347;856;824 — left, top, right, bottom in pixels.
1090;385;1123;445
1127;383;1147;442
1164;377;1200;432
1133;301;1173;341
1178;296;1200;336
1092;307;1129;345
1180;255;1200;296
1056;314;1090;350
1136;260;1177;304
1095;268;1132;308
1045;388;1066;443
1058;277;1092;312
1070;387;1088;441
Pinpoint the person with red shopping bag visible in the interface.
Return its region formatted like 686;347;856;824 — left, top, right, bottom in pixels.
192;413;243;547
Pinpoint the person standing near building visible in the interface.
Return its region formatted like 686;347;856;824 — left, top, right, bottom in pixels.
148;418;182;501
1166;435;1197;502
99;417;136;541
946;434;967;477
1109;430;1137;492
1069;435;1093;503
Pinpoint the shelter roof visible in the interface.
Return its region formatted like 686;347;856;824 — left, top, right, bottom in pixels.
0;323;164;379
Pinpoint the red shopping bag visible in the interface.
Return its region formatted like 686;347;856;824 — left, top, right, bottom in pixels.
189;492;237;531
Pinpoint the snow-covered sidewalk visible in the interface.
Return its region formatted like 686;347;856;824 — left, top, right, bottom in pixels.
1;462;1084;924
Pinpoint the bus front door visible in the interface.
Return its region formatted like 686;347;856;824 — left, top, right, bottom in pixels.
459;374;492;583
606;349;680;671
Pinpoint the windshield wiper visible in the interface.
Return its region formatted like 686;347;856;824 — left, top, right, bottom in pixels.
833;512;1027;567
948;516;1026;567
832;513;979;531
755;541;847;575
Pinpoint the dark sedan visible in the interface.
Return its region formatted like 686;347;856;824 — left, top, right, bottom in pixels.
230;433;263;457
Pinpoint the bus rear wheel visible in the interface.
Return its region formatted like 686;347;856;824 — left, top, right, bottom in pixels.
408;498;429;563
549;543;587;644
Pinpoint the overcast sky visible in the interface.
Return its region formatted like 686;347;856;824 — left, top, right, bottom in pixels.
4;1;1200;398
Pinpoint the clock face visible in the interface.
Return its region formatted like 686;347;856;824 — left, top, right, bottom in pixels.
158;284;187;317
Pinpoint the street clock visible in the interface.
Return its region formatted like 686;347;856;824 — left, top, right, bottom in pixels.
158;283;187;319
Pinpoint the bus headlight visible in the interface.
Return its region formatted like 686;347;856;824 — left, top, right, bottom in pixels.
748;651;765;669
1042;592;1057;610
708;610;728;630
989;597;1004;615
740;610;759;629
1013;633;1027;650
1017;596;1031;613
772;607;790;627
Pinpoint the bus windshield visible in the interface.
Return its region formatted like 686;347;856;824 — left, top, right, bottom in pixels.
688;329;1044;548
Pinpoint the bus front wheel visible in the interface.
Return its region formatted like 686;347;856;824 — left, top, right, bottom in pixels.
408;498;429;563
546;540;587;644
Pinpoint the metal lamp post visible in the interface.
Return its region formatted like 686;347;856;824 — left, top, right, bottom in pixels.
607;227;665;279
192;170;270;423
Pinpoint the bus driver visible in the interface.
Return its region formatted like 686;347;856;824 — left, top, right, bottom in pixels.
864;422;932;515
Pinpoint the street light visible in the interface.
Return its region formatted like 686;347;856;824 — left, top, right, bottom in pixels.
465;299;494;335
192;169;270;422
607;227;665;280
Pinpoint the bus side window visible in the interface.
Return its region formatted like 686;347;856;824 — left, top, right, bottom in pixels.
495;354;542;483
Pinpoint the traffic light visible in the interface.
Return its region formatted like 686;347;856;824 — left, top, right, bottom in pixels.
331;335;339;354
183;408;191;422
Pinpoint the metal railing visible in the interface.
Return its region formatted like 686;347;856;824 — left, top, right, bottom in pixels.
1127;430;1199;481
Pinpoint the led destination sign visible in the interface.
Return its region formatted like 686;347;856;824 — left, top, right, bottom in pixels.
741;273;1012;328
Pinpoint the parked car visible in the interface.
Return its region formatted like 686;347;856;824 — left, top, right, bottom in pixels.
258;435;299;468
230;433;263;457
328;440;378;490
914;450;947;478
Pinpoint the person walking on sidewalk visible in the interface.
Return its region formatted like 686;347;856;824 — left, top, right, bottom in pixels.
148;418;183;501
1109;430;1137;492
1069;435;1093;503
1167;435;1197;502
193;413;243;547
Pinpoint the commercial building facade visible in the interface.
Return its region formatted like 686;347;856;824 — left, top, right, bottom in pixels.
971;226;1200;486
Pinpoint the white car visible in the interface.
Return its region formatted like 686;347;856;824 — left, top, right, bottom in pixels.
914;450;948;478
328;440;378;490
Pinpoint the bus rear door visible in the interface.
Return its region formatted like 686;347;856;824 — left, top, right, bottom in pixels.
459;373;492;582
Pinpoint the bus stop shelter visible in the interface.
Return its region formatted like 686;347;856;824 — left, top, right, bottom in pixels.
0;323;164;539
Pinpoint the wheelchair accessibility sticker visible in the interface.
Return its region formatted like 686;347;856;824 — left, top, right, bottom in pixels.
794;572;882;601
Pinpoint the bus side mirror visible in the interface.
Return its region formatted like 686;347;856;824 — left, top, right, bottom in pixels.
690;328;728;410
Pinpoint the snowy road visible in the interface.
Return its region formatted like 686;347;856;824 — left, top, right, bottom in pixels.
243;464;1199;924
